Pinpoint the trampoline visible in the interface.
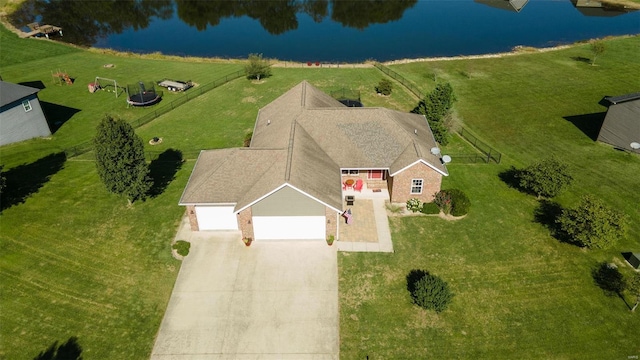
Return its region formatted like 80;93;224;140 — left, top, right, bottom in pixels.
127;81;161;106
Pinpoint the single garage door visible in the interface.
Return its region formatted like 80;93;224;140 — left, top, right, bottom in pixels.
195;206;238;230
252;216;325;240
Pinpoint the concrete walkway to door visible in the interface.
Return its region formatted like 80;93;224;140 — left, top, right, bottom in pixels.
151;223;339;359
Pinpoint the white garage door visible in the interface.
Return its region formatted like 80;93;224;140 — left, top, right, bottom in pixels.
195;206;238;230
252;216;325;240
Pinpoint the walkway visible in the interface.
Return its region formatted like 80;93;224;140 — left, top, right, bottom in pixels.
151;218;339;359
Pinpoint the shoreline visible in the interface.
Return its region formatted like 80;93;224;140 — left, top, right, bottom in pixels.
1;15;637;66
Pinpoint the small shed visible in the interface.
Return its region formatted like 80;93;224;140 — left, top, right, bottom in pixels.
623;252;640;269
597;93;640;153
0;81;51;146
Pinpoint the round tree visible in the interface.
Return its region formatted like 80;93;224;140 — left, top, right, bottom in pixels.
517;157;573;198
556;195;627;249
407;269;453;313
94;116;151;204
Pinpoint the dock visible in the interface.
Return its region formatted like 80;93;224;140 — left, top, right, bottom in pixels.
20;22;63;38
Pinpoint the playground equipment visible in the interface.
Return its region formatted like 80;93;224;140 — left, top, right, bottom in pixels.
126;81;162;106
52;70;73;85
89;77;122;97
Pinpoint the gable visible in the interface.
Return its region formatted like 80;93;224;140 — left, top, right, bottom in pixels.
252;186;324;216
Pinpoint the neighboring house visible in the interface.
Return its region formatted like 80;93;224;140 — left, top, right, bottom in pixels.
570;0;636;17
597;93;640;153
0;81;51;146
474;0;529;12
179;81;448;241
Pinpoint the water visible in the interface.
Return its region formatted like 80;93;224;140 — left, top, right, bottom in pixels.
9;0;640;62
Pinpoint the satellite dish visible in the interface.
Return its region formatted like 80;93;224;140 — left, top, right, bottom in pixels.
430;147;441;155
631;142;640;150
442;155;452;164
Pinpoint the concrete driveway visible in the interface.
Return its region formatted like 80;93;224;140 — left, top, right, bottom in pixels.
151;230;339;359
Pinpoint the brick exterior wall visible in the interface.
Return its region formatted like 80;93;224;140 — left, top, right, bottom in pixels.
186;205;199;231
325;206;338;240
389;162;443;204
237;207;254;240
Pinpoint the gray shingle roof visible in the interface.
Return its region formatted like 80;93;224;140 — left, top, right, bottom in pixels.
181;81;448;212
0;81;40;108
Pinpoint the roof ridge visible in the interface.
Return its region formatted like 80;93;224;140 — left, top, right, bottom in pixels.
285;118;297;181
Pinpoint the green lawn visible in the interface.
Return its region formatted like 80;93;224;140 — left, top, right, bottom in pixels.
340;36;640;358
1;23;639;359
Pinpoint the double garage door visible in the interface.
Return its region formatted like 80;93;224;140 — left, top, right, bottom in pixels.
195;206;325;240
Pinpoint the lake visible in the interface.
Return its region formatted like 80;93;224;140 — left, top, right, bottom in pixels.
9;0;640;62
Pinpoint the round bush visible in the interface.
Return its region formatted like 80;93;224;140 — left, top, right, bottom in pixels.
421;201;440;214
407;270;453;313
448;189;470;216
172;240;191;257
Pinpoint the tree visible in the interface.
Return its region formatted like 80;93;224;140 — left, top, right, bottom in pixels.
94;116;151;204
245;53;271;81
412;82;456;145
517;157;573;198
556;195;627;249
590;40;606;66
376;78;393;95
628;273;640;312
407;269;454;313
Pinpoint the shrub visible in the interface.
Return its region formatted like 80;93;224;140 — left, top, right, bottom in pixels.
434;189;470;216
243;131;253;147
448;189;470;216
407;269;453;313
385;202;403;214
376;78;393;95
421;201;440;214
592;262;626;295
172;240;191;257
245;53;271;80
434;190;452;214
556;195;627;249
406;198;422;213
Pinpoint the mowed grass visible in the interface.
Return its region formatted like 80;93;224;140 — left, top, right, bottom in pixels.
0;26;421;358
0;159;194;358
0;25;243;167
2;22;640;358
340;36;640;358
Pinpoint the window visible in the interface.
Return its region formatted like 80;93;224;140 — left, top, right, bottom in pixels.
341;169;359;176
22;99;32;112
411;179;423;194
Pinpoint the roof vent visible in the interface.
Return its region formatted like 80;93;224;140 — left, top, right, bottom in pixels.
414;129;417;135
267;119;271;125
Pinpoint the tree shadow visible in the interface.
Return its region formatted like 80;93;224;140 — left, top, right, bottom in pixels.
40;101;81;134
570;56;591;64
406;269;428;294
147;148;183;197
1;152;66;212
498;166;522;190
533;199;563;233
33;336;83;360
563;112;606;141
591;262;629;309
19;80;46;90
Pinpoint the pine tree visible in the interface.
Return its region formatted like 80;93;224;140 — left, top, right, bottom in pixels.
93;116;151;204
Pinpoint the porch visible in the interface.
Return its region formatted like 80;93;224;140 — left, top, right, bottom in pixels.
337;187;393;253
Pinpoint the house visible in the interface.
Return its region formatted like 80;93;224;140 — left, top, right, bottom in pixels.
597;93;640;153
570;0;636;17
0;81;51;146
179;81;448;241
